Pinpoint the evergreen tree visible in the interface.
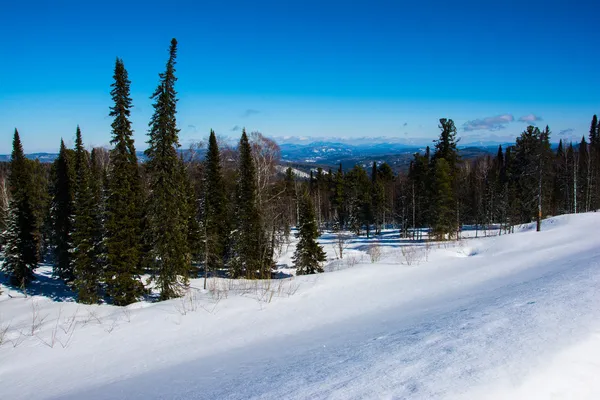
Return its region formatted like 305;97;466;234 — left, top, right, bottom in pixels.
331;163;345;228
2;129;39;287
589;115;600;210
552;140;569;215
283;166;297;234
202;130;229;275
432;118;460;174
578;136;591;212
513;126;553;229
232;130;269;278
293;193;326;275
49;139;76;280
408;148;431;235
371;162;385;234
431;158;457;240
144;38;192;300
105;58;144;305
71;127;101;304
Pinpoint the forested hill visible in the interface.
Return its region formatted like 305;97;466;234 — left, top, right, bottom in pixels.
0;142;504;171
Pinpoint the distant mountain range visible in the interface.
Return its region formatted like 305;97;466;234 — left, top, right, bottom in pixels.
0;139;509;172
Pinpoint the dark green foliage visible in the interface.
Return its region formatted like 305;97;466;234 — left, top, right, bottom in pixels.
344;165;371;236
578;136;591;212
512;126;554;225
293;193;326;275
371;162;385;234
144;38;192;300
49;139;76;280
552;140;569;215
282;166;297;235
105;58;145;305
432;118;460;175
71;127;101;304
232;130;269;278
203;130;229;272
331;163;345;227
431;158;456;239
589;115;600;210
2;130;39;286
408;150;431;231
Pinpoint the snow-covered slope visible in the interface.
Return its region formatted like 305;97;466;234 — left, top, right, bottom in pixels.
1;214;600;399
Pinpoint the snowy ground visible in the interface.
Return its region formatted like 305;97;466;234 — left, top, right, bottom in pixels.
1;214;600;399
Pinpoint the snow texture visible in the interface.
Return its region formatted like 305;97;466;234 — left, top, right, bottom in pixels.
1;213;600;399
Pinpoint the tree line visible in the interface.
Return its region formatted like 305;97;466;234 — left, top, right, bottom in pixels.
1;39;599;305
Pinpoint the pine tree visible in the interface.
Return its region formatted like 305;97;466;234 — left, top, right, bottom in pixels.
408;149;431;237
203;130;229;275
589;115;600;210
283;166;297;235
71;127;101;304
578;136;590;212
144;38;192;300
293;193;326;275
49;139;76;281
432;118;460;174
552;140;569;215
2;129;39;287
431;158;456;240
232;130;268;278
371;162;385;234
331;163;345;228
105;58;145;305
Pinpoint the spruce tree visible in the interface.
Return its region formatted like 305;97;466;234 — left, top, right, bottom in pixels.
371;162;385;234
144;38;192;299
232;130;268;278
578;136;590;212
431;158;456;240
332;163;345;228
283;166;297;234
105;58;145;305
293;193;326;275
203;130;229;274
2;129;39;286
432;118;460;174
49;139;76;281
589;115;600;210
71;127;101;303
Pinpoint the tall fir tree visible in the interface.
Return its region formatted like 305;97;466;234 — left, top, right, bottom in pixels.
432;118;460;174
293;193;326;275
203;130;229;274
105;58;145;305
49;139;76;280
589;115;600;210
71;127;101;303
578;136;590;212
371;161;385;234
144;39;192;299
232;130;269;278
2;129;39;286
431;158;457;240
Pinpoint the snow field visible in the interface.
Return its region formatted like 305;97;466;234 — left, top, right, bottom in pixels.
1;213;600;399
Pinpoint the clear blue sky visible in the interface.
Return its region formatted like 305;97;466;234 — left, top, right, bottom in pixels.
1;0;599;152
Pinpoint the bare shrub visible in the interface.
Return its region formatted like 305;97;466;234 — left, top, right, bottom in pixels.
367;244;382;263
121;307;132;323
82;309;102;325
0;320;10;347
344;255;360;268
332;231;351;260
400;245;421;266
28;300;48;336
175;289;200;315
